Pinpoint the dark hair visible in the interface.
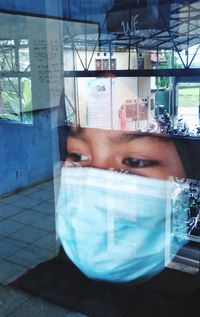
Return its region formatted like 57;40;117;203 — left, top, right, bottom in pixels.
173;137;200;180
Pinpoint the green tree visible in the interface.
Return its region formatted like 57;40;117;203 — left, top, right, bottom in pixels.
156;51;182;89
0;40;32;122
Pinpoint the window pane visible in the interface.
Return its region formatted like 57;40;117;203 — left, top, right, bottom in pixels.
0;77;20;122
19;39;30;72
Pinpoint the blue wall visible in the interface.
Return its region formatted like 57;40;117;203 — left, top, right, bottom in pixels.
0;110;54;196
0;1;63;197
0;0;62;17
0;0;113;20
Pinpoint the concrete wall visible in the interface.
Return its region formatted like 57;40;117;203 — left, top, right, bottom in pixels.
0;110;53;196
0;12;64;197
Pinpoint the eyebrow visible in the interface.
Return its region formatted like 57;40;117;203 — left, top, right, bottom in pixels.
109;132;170;143
68;127;170;143
116;132;155;142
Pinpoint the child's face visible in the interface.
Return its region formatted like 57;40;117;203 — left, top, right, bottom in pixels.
65;127;185;180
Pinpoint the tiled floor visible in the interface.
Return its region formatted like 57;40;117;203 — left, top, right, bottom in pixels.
0;180;88;317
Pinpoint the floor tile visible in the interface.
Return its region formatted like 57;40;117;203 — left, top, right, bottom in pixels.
30;233;56;253
9;226;48;244
31;214;55;232
27;190;54;201
10;209;43;225
0;285;30;317
9;197;41;209
0;204;23;219
0;200;9;208
0;238;26;259
31;202;55;215
7;243;54;268
1;237;28;249
0;259;27;283
6;294;69;317
0;220;25;237
3;267;29;285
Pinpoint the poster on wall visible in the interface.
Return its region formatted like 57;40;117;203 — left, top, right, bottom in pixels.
87;78;115;129
118;98;149;131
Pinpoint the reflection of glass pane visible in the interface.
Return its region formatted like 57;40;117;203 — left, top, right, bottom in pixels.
95;59;102;70
169;178;200;273
138;56;144;69
0;40;15;71
21;77;33;124
64;77;77;124
0;76;33;123
111;59;116;70
0;77;20;122
102;59;109;70
63;21;99;71
64;75;200;136
178;83;200;131
67;76;159;131
19;40;30;72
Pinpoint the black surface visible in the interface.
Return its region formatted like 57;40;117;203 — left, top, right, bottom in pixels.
9;247;200;317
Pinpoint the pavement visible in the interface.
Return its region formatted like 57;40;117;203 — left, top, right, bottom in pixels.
0;179;88;317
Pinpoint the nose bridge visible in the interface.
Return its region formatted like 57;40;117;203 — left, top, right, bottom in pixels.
91;146;111;169
89;133;114;169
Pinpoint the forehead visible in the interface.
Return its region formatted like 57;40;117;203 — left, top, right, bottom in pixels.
68;126;170;143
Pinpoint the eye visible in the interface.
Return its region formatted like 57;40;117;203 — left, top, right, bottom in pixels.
122;157;159;168
67;152;89;162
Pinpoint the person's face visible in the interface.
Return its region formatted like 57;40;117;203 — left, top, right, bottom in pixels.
65;127;185;180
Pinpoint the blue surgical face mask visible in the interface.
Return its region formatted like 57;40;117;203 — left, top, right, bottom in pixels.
56;167;187;283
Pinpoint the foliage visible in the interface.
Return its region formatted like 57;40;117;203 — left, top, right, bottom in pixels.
0;41;32;123
0;113;19;121
22;78;32;113
156;51;182;89
0;78;32;123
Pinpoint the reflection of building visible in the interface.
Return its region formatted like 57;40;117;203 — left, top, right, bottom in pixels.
70;50;152;130
95;53;116;70
1;2;200;316
118;98;148;131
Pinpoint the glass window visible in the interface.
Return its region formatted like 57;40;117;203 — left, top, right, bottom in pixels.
0;39;32;123
1;4;200;315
